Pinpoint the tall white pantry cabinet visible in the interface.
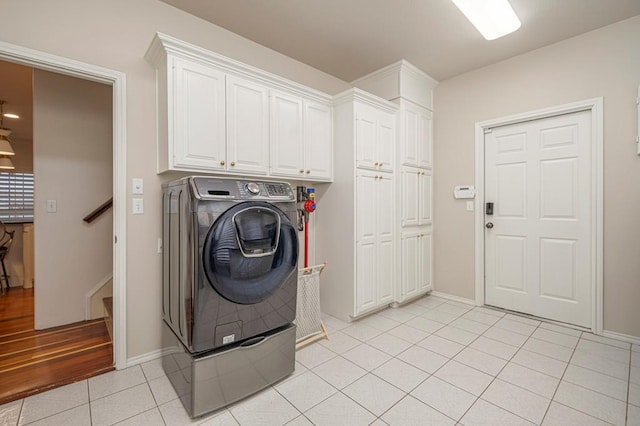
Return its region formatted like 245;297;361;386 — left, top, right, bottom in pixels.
354;61;437;307
317;61;437;322
317;89;398;321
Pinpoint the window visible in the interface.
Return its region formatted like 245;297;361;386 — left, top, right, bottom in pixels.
0;172;34;222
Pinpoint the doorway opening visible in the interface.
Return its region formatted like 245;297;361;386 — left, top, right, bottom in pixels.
0;41;127;403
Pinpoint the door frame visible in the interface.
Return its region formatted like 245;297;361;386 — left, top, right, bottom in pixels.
0;41;128;368
474;98;603;334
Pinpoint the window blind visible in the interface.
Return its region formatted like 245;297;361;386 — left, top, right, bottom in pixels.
0;172;34;221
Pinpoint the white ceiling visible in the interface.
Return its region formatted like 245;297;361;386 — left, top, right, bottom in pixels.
160;0;640;82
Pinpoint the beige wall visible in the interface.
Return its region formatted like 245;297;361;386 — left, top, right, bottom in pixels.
434;16;640;337
33;70;113;329
0;0;349;358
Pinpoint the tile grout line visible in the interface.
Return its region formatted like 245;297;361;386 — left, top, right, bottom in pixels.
321;301;474;424
343;307;448;423
454;317;545;424
537;326;580;425
626;345;632;426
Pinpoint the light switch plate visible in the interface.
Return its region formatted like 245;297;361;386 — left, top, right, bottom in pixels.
132;178;144;194
46;199;57;213
466;201;474;211
132;198;144;215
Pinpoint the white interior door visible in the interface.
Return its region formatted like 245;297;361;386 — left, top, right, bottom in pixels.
484;110;592;327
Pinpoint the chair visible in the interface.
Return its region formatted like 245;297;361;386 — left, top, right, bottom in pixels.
0;223;14;294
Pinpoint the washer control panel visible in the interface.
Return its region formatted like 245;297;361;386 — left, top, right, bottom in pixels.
245;182;261;195
234;180;294;200
192;177;295;200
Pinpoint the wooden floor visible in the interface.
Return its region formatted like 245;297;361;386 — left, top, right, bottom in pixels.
0;288;114;405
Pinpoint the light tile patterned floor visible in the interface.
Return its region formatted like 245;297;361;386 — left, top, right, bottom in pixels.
1;295;639;425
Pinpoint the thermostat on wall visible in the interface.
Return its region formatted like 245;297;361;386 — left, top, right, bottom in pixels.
454;185;476;199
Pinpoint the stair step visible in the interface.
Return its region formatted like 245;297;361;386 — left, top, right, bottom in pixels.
103;297;113;342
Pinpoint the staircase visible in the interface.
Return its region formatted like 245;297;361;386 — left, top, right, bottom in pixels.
103;296;113;341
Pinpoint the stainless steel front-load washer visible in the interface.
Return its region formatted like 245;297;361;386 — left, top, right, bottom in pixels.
162;176;298;353
161;176;298;417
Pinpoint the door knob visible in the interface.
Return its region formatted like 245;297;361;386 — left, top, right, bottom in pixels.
486;222;494;229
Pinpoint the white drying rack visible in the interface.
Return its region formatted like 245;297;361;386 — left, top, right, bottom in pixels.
295;262;329;350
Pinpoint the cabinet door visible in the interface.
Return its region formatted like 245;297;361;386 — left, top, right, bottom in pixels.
304;101;332;180
401;168;419;227
356;240;377;315
401;106;420;167
356;173;377;242
377;174;395;241
400;231;420;302
419;230;432;292
418;170;432;226
377;175;395;304
356;172;378;314
172;58;226;170
355;113;377;170
377;112;395;173
270;91;304;178
418;109;433;169
377;237;395;305
226;76;269;175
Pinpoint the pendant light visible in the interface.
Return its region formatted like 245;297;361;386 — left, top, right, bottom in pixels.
0;100;15;170
0;157;14;170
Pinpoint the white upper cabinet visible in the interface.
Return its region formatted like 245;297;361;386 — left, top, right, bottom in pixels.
226;75;269;175
145;33;333;181
269;91;305;178
270;91;333;181
304;101;333;180
171;57;226;171
355;103;395;173
400;100;432;169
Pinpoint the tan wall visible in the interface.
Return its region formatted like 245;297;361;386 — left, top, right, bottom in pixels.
0;0;349;358
33;70;113;329
434;16;640;337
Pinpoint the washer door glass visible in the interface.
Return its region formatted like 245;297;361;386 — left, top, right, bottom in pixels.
203;202;298;304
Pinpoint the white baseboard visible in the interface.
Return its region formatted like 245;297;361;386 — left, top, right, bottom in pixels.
124;346;180;369
429;291;477;306
602;330;640;346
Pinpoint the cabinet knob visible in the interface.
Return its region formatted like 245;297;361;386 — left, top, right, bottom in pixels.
230;161;235;167
374;162;379;166
306;170;310;174
220;160;225;166
299;169;304;174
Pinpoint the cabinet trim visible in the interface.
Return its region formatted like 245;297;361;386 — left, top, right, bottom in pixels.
146;32;332;105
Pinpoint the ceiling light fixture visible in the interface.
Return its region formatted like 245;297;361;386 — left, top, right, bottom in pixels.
3;113;19;119
451;0;521;40
0;101;16;169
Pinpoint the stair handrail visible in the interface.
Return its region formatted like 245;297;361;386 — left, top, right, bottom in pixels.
83;198;113;223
